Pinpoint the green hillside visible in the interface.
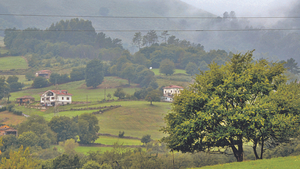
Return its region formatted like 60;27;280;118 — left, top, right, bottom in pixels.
0;0;214;47
194;155;300;169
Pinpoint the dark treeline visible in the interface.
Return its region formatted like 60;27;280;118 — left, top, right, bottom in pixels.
4;18;233;69
4;18;123;59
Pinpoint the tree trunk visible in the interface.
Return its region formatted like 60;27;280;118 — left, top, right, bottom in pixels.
230;137;244;162
253;140;260;160
261;136;264;159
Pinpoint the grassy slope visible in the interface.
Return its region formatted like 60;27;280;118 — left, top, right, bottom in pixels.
151;68;187;76
10;76;139;102
193;155;300;169
0;56;28;70
96;101;170;139
95;136;142;146
0;111;27;125
39;101;170;139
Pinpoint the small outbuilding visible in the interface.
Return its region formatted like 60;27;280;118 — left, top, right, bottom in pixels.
36;70;52;79
0;125;18;137
16;96;35;105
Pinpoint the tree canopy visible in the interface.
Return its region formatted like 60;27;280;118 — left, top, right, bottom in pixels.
85;59;104;88
161;51;300;162
78;113;100;144
48;116;78;143
159;59;175;75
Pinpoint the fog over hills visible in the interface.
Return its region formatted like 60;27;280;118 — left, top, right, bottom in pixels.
0;0;214;48
1;0;300;62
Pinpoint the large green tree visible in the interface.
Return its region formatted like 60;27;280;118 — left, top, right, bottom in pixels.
32;76;49;88
0;146;41;169
159;59;175;75
145;89;161;105
18;115;57;144
161;51;300;162
132;32;142;49
85;59;104;88
185;62;198;76
121;64;136;85
78;113;100;144
48;116;79;143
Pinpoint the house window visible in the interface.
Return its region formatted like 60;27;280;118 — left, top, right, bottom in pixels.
51;97;55;100
42;98;44;101
171;90;172;93
62;97;64;100
46;98;50;101
67;97;70;100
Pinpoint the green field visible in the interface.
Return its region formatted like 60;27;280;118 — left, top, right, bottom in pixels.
1;75;33;88
0;56;28;70
75;146;113;154
37;101;170;139
14;99;171;140
96;101;170;139
51;145;114;155
194;155;300;169
10;77;139;102
95;136;142;145
151;68;187;75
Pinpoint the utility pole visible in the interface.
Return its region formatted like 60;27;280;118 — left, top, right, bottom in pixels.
86;95;88;109
104;87;106;100
54;78;59;116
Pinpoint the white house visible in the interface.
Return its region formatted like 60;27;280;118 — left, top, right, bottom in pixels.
162;85;184;102
40;90;72;106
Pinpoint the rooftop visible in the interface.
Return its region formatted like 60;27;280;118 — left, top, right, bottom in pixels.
163;85;184;89
49;90;72;96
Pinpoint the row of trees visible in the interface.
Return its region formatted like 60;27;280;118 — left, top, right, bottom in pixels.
0;113;99;156
4;18;123;58
0;76;23;102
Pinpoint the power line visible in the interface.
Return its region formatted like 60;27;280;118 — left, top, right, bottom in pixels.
0;13;300;19
1;28;300;32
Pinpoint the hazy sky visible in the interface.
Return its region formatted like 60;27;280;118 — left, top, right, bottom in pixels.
181;0;295;17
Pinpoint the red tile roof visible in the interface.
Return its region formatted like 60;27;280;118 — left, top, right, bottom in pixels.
37;70;51;74
163;85;184;89
50;90;73;96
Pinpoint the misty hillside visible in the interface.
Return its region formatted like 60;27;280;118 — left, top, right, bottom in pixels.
0;0;214;48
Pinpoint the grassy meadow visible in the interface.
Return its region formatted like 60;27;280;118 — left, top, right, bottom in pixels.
0;56;28;70
14;101;171;139
194;155;300;169
0;111;27;125
95;136;142;145
151;68;187;75
10;77;139;102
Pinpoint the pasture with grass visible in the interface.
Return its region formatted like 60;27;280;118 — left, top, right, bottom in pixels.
195;155;300;169
0;56;28;70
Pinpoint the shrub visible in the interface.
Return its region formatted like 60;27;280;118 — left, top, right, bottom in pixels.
7;104;14;112
119;131;125;138
0;106;7;112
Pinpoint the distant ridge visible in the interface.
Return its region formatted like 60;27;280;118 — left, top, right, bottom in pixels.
0;0;215;47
